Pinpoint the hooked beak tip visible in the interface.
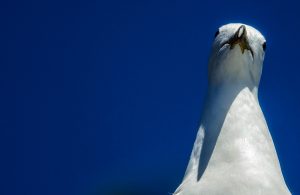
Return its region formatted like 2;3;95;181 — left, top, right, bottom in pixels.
236;25;247;38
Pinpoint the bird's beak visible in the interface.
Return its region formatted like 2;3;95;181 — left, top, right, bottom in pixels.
226;25;254;57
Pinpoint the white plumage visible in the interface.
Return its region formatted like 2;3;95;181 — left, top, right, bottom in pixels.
174;23;291;195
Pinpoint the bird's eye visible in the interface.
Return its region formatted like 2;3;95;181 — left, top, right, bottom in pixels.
262;42;267;51
214;30;220;38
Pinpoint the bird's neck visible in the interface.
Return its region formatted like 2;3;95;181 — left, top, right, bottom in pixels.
184;81;288;194
205;81;259;114
205;81;284;170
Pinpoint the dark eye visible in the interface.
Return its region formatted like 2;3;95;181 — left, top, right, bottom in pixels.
214;30;220;38
262;42;267;51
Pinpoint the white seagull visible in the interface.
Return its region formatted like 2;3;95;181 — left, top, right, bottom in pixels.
174;23;291;195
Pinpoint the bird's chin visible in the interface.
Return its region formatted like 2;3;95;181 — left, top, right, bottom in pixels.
218;44;254;62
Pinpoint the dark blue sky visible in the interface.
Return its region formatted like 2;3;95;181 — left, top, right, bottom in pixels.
2;0;300;194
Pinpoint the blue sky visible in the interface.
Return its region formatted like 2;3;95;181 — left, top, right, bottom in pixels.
2;0;300;194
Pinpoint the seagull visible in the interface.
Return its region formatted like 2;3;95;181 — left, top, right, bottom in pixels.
174;23;291;195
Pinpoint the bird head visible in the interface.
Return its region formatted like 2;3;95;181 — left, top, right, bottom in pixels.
208;23;266;90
